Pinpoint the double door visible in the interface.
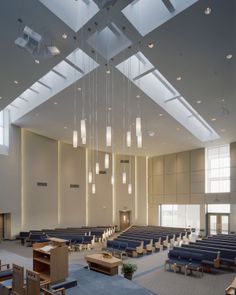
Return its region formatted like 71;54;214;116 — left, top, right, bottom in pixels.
208;213;229;235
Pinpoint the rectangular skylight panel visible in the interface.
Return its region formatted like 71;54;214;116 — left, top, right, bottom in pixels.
66;48;99;74
122;0;198;36
116;51;154;80
39;0;99;32
20;89;38;101
39;70;65;90
53;60;82;81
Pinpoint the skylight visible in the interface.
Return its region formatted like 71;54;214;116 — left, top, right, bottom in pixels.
87;22;132;59
116;52;219;142
39;0;99;32
9;48;99;123
122;0;198;36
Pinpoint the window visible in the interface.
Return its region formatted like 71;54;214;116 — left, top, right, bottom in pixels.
205;145;230;193
207;204;230;213
0;109;9;155
160;204;200;231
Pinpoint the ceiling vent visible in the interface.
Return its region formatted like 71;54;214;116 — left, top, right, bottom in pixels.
93;0;118;9
15;26;60;60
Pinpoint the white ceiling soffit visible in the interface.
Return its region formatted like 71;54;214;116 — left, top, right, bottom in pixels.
116;52;220;142
87;22;132;59
122;0;198;36
39;0;99;32
9;48;99;123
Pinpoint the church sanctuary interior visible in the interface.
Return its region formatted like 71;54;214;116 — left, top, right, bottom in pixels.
0;0;236;294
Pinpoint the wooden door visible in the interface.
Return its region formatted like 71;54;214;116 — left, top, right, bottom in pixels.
119;211;131;231
208;213;229;235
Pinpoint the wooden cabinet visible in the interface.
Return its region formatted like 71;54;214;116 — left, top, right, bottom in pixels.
33;239;68;284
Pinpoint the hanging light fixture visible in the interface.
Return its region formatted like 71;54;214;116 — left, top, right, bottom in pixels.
128;183;132;195
137;134;142;148
95;162;100;175
122;171;127;184
105;153;109;169
81;119;86;144
126;131;131;148
136;117;141;136
111;175;114;185
88;171;92;184
92;183;96;194
106;126;112;147
73;130;78;148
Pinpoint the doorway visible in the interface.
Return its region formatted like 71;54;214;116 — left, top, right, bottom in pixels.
208;213;229;235
119;211;131;231
0;214;4;239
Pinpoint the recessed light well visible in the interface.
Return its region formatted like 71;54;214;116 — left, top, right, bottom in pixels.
54;102;58;105
159;113;163;117
204;7;211;15
148;42;154;49
148;131;155;137
136;95;140;98
62;33;68;39
64;126;68;129
14;80;19;84
77;87;82;91
106;69;111;74
0;97;2;100
196;100;202;104
226;54;233;60
176;76;182;81
108;107;112;111
35;59;40;64
211;118;216;121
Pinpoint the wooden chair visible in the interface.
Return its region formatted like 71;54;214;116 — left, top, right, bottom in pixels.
41;287;65;295
12;264;25;295
25;270;49;295
225;277;236;295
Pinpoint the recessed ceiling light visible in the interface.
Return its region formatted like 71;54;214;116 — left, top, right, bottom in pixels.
148;42;154;49
106;69;111;74
136;95;140;98
54;102;58;105
35;59;40;64
196;100;202;104
0;97;2;100
211;118;216;121
204;7;211;15
108;107;112;111
176;76;182;81
77;87;82;91
14;80;19;84
62;33;68;39
226;54;233;60
159;113;163;117
64;126;68;129
221;98;225;102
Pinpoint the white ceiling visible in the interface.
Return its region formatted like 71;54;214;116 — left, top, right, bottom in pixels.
0;0;235;156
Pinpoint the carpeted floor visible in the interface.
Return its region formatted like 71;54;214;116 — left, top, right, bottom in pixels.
0;240;235;295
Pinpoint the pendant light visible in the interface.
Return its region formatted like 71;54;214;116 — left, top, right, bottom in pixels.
106;126;112;147
126;131;131;148
92;183;96;194
128;183;132;195
137;134;142;148
95;162;100;175
88;171;92;184
81;119;86;144
105;153;109;169
136;117;141;136
122;171;127;184
73;130;78;148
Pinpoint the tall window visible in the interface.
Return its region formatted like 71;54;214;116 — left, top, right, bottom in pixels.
160;204;200;231
205;145;230;193
0;110;9;155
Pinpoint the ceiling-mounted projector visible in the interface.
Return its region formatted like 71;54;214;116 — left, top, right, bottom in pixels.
15;26;60;59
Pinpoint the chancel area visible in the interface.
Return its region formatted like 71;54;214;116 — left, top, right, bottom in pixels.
0;0;236;294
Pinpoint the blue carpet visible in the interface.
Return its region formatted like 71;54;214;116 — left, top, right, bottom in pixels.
66;268;157;295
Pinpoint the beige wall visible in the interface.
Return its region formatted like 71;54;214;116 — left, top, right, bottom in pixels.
22;130;59;230
0;125;21;237
59;142;86;227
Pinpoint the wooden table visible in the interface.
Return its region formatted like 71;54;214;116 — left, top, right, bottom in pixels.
85;253;122;276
